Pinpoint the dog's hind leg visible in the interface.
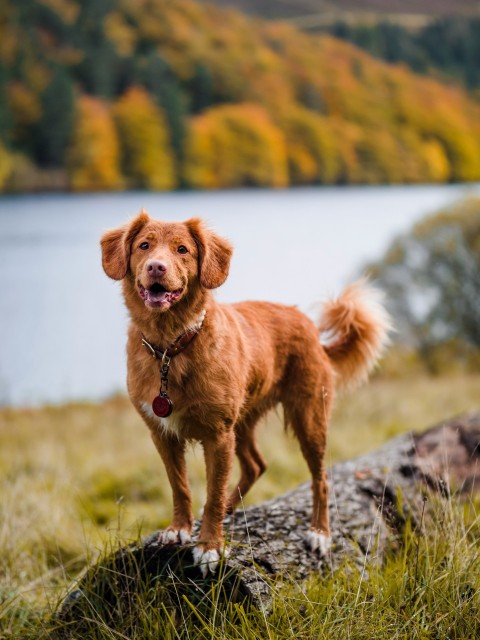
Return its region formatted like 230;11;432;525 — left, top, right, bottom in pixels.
284;381;332;557
227;419;267;513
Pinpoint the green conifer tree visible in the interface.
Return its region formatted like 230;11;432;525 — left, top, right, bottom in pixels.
140;53;186;162
34;65;74;167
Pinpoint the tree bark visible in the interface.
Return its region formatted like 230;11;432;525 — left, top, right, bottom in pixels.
60;412;480;625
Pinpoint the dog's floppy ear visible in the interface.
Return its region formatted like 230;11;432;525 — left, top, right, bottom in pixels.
101;210;150;280
186;218;233;289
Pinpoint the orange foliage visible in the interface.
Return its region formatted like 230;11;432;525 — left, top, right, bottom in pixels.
156;6;480;187
67;96;122;192
4;0;480;190
183;103;288;189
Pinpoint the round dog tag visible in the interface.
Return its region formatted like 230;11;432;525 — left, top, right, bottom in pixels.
152;394;173;418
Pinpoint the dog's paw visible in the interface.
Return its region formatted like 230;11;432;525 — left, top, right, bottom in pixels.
158;527;192;546
305;529;331;557
192;545;230;578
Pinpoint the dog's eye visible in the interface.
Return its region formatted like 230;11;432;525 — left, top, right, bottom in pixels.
139;242;149;250
177;245;188;254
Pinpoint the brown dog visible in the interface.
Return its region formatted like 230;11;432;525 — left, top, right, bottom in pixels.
100;211;390;576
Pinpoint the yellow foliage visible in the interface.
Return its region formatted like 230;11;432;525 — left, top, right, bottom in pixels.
113;87;176;191
147;3;480;187
105;12;136;57
353;130;393;184
5;0;480;188
3;152;38;192
182;118;217;189
8;82;41;128
37;0;79;24
387;72;480;182
421;139;450;183
281;107;340;184
437;128;480;182
286;143;318;185
67;96;123;192
327;119;362;184
184;103;288;189
0;143;12;191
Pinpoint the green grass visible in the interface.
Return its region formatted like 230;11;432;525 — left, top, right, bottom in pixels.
1;373;479;638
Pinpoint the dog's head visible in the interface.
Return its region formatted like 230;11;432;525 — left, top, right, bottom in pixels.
100;211;233;312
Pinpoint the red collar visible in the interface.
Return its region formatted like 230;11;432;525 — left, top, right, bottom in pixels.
141;309;206;360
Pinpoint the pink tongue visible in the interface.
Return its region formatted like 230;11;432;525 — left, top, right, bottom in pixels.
146;289;169;303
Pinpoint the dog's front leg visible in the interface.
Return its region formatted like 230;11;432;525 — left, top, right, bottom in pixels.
150;429;194;545
193;429;235;577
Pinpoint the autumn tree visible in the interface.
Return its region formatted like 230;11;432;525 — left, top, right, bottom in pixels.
113;86;176;190
281;107;339;185
183;103;288;189
390;74;480;183
67;96;122;191
0;143;12;191
3;0;480;192
370;198;480;371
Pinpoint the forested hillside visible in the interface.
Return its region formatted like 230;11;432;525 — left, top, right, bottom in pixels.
200;0;480;20
1;0;480;192
327;18;480;92
203;3;480;92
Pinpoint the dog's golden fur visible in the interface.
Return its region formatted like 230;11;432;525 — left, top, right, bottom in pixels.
101;211;390;573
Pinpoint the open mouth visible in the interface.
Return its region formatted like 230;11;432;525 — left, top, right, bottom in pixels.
138;282;183;308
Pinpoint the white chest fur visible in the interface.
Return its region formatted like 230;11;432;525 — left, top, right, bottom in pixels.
140;401;184;437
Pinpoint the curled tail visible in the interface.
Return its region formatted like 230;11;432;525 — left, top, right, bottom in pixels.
319;280;392;389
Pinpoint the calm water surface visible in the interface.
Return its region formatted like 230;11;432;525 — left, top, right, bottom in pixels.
1;184;479;406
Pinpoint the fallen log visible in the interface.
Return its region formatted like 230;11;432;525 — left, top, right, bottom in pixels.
59;412;480;627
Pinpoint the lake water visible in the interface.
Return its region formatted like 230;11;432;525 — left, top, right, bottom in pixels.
1;183;479;406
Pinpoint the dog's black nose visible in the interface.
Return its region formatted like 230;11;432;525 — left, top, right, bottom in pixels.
147;260;168;275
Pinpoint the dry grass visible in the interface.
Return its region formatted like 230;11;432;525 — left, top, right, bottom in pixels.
0;373;479;637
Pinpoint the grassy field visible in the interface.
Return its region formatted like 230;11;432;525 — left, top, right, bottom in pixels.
1;373;479;638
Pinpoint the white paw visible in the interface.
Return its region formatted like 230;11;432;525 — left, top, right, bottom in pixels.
305;529;331;557
192;546;230;577
158;528;192;545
